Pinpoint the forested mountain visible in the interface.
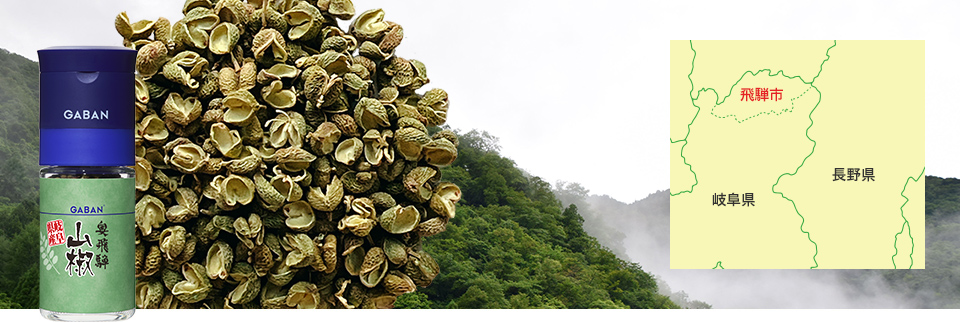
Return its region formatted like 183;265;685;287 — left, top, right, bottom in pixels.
553;185;703;308
0;48;40;309
0;48;39;203
0;197;37;309
396;130;677;308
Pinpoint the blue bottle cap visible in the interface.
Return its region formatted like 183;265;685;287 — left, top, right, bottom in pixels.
38;46;136;166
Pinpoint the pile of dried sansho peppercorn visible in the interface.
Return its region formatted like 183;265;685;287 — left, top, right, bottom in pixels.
120;0;459;309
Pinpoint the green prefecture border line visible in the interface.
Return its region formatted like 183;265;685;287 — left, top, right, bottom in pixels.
669;40;700;196
673;40;837;269
892;167;925;269
769;41;835;269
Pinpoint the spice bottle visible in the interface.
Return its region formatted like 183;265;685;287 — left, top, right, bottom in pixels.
38;47;136;321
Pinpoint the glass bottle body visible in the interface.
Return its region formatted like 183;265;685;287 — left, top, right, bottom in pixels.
39;166;136;322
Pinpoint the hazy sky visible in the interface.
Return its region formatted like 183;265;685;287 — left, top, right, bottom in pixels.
1;0;955;203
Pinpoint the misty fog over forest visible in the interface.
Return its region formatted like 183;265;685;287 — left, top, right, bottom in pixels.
555;177;960;309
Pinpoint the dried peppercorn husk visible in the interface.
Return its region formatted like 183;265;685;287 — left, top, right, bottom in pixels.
122;0;458;309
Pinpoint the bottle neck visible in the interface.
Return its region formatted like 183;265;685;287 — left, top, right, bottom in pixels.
40;166;135;179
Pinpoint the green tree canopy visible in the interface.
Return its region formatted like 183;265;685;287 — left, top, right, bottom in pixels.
396;130;677;309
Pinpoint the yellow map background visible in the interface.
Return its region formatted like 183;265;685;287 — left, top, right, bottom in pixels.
670;40;924;269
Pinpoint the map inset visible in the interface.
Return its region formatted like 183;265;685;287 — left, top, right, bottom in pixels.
670;40;924;269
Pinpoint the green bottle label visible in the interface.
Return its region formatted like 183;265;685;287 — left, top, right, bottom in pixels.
39;177;135;313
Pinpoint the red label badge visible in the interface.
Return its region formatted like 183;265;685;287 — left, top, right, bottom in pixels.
46;219;65;246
